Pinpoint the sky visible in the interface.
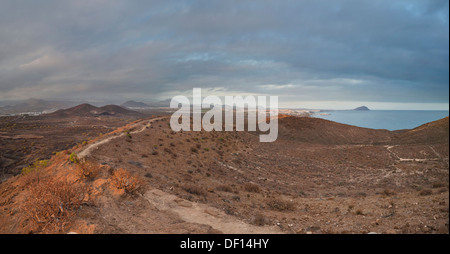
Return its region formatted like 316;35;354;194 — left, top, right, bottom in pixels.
0;0;448;110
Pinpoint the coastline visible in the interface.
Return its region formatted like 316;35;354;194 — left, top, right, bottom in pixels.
312;110;449;131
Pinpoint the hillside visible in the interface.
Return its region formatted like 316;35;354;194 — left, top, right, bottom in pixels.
121;100;150;108
393;116;449;144
277;116;392;145
0;115;448;234
45;104;143;118
0;104;146;178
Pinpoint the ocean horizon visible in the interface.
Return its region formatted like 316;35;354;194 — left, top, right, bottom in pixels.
312;110;449;131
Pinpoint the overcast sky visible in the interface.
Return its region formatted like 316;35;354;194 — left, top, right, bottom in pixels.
0;0;448;109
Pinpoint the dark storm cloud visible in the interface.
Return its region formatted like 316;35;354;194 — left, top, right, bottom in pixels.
0;0;448;108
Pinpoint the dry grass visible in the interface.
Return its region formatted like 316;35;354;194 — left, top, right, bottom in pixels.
216;184;233;193
381;189;396;196
432;182;447;188
182;184;207;196
355;209;364;215
75;161;101;180
110;168;143;194
251;213;269;226
419;189;433;196
22;178;90;233
21;159;49;175
266;198;296;211
243;183;261;193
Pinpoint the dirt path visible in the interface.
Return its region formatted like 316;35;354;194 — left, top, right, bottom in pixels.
77;117;165;159
77;116;282;233
385;145;440;162
144;189;284;234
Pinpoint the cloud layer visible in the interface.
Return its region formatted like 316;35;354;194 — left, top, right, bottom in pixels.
0;0;448;109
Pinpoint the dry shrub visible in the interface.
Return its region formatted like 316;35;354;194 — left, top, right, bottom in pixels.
22;178;90;233
22;164;47;185
251;213;269;226
432;182;447;188
110;168;143;194
266;198;296;211
21;159;49;175
182;184;207;196
419;189;433;196
76;161;101;180
216;184;233;193
381;189;396;196
243;183;261;193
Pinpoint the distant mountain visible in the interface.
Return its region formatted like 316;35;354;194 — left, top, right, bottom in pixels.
354;106;370;111
0;98;77;114
121;100;150;108
120;98;185;108
145;99;173;108
99;105;142;115
45;103;143;118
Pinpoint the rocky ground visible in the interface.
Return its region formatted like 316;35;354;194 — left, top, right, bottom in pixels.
0;114;448;234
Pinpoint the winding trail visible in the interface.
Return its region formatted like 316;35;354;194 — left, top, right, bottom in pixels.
144;189;284;234
76;116;283;233
77;117;165;159
385;145;440;162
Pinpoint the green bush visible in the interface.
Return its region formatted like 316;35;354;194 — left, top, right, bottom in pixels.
69;152;79;164
22;159;49;175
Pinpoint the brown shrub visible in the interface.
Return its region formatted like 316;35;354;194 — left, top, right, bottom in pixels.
419;189;433;196
381;189;396;196
76;161;101;180
216;184;233;193
182;184;207;196
22;178;90;233
266;198;296;211
243;183;261;193
251;213;269;226
110;168;143;194
432;182;447;188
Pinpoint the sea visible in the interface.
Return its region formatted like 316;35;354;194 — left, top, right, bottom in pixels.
312;110;449;131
